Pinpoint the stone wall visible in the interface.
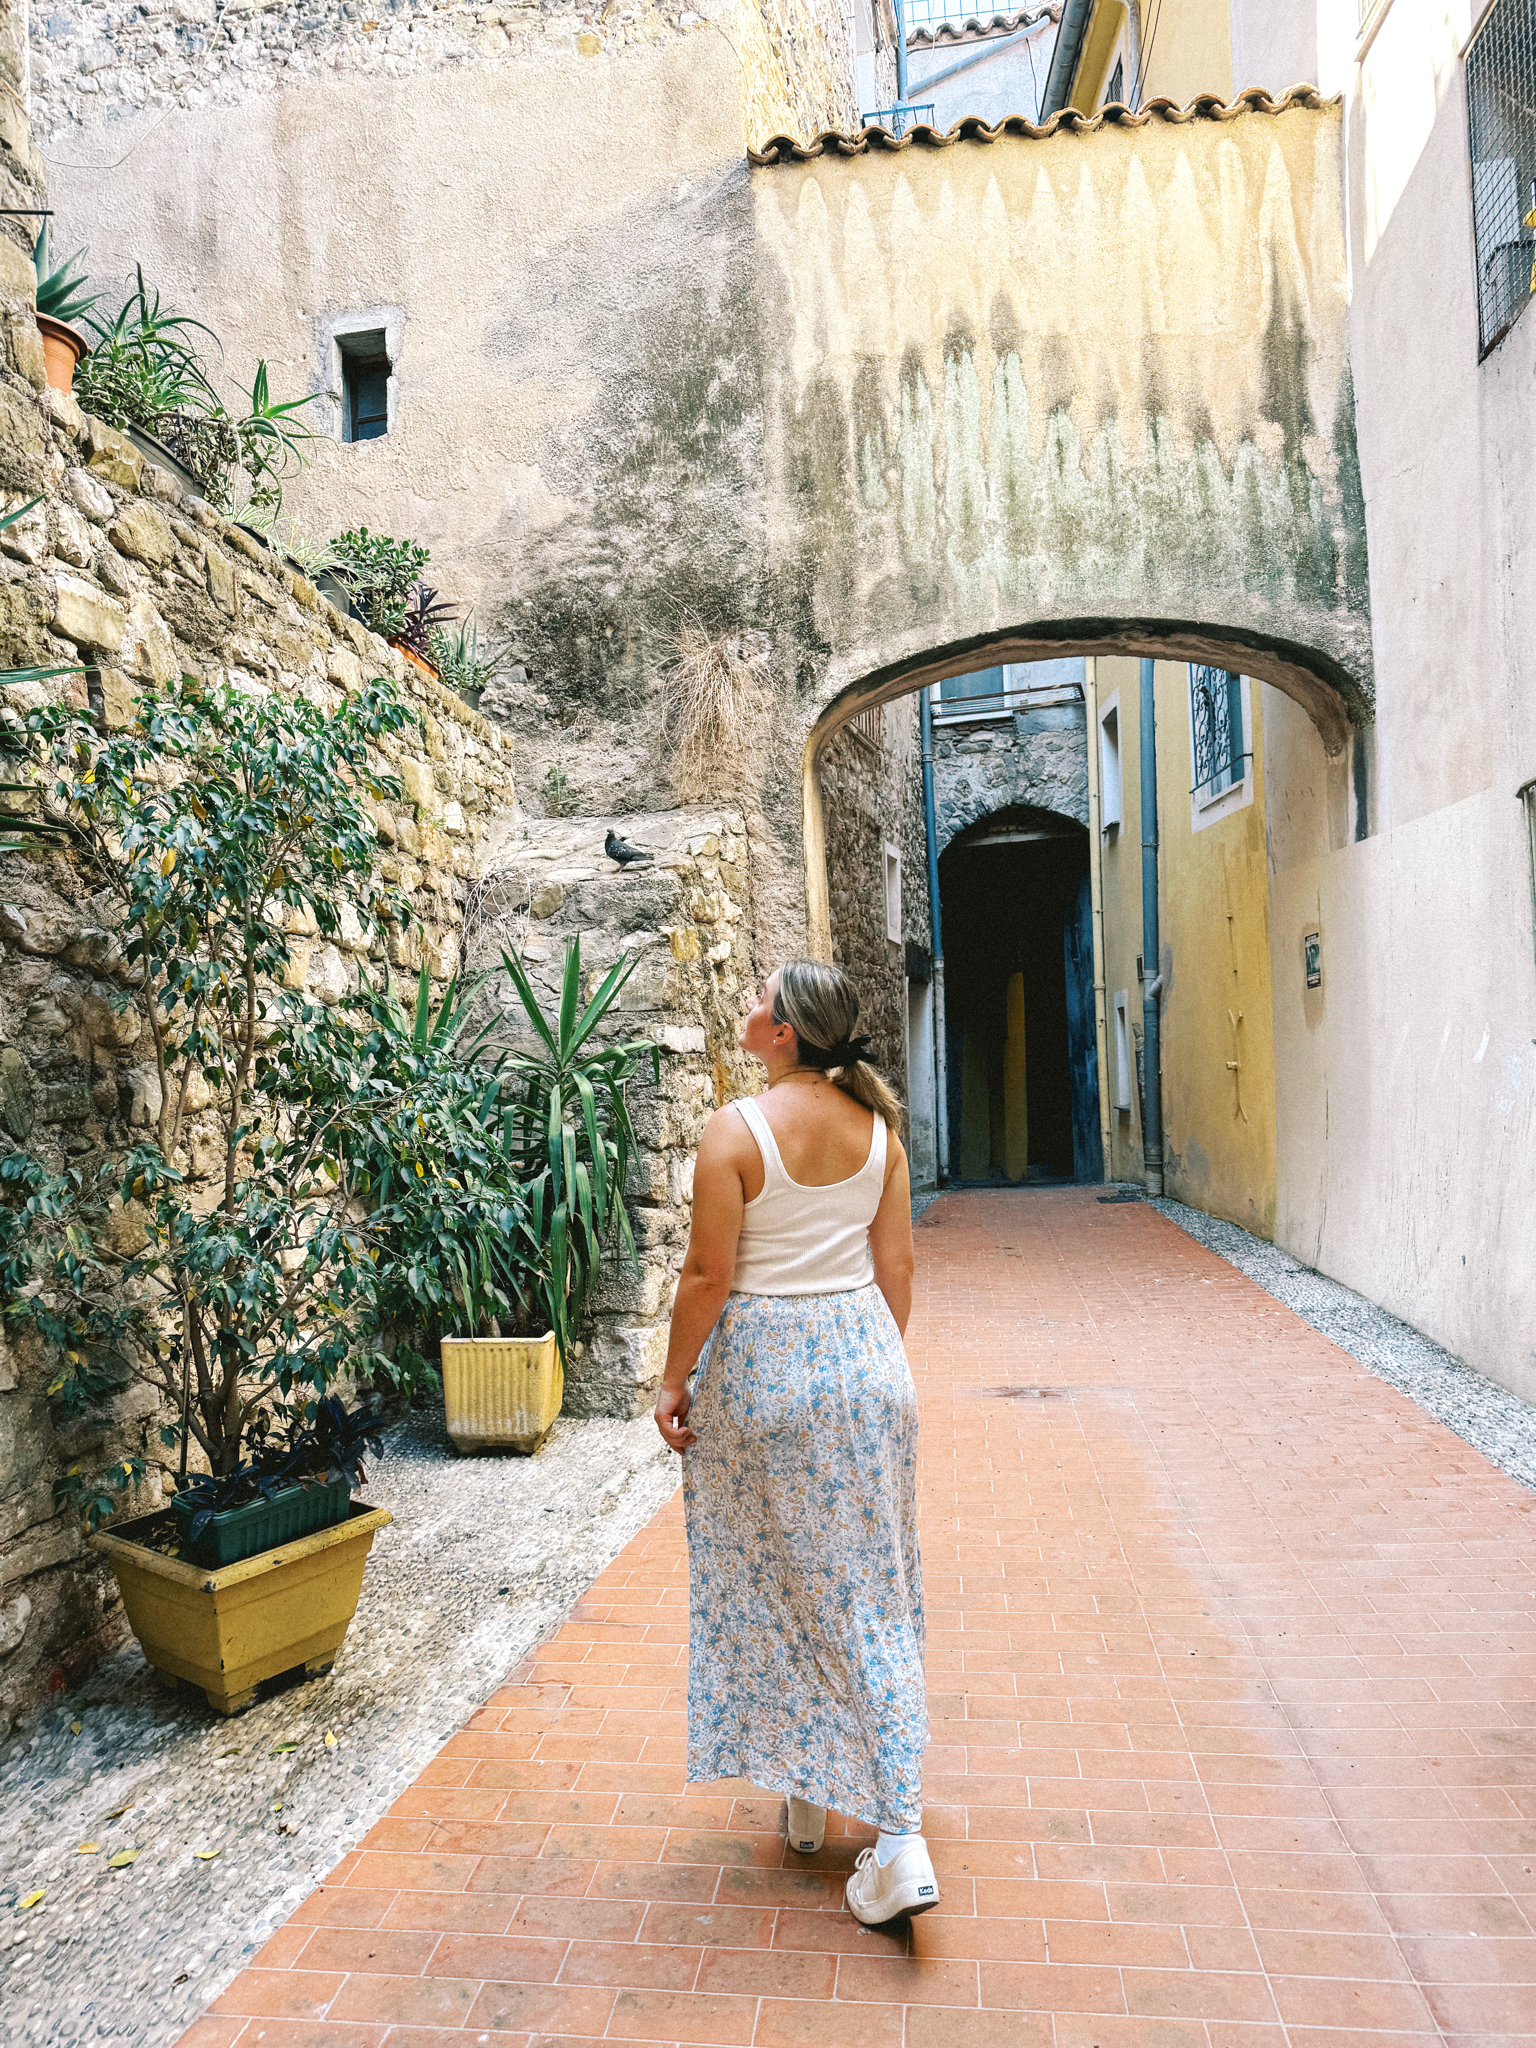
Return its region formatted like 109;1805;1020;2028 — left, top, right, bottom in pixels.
0;319;515;1732
819;696;928;1123
28;0;857;150
933;702;1089;851
465;804;762;1419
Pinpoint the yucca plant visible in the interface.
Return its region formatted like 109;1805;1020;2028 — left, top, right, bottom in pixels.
497;938;659;1361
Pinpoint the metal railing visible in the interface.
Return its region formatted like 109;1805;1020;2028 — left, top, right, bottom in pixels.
861;102;937;136
904;0;1025;28
1467;0;1536;356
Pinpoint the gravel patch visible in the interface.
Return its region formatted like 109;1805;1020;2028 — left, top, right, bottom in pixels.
1152;1194;1536;1493
0;1407;679;2047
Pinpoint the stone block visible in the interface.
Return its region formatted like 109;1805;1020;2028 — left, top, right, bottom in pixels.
205;547;236;613
122;595;178;684
108;500;176;566
6;312;46;393
80;416;143;491
64;468;114;523
0;234;34;298
51;574;124;654
399;757;436;810
0;382;45;491
0;1047;34;1141
529;882;565;919
327;646;362;691
97;667;140;731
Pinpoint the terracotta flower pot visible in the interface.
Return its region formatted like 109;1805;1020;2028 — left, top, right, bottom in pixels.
440;1332;563;1454
92;1500;391;1716
35;312;87;394
389;637;439;681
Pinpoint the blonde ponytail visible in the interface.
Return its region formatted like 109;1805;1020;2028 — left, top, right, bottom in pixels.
773;959;903;1131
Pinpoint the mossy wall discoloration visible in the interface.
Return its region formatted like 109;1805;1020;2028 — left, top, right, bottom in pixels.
755;104;1368;750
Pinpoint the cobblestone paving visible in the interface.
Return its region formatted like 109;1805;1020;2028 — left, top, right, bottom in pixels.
186;1190;1536;2046
1152;1193;1536;1493
0;1410;678;2047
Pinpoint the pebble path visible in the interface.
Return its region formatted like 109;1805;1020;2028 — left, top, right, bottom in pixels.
0;1407;678;2047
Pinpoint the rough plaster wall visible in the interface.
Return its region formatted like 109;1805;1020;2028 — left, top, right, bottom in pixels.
932;706;1088;852
0;384;518;1733
755;103;1371;745
1254;0;1536;1400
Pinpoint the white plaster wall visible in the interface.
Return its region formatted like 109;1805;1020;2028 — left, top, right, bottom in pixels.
1245;0;1536;1395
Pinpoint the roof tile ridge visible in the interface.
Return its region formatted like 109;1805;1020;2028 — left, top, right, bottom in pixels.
745;84;1337;166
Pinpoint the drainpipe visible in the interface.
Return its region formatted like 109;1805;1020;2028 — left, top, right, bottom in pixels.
1083;659;1112;1177
894;0;910;105
1139;656;1164;1196
921;685;949;1182
1040;0;1094;114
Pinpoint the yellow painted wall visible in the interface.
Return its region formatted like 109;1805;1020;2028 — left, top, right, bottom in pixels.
1068;0;1233;113
1138;0;1232;105
1091;657;1277;1234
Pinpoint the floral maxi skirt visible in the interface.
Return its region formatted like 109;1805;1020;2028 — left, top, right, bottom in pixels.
682;1285;926;1833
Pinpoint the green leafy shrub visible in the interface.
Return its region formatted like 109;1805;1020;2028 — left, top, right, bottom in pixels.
330;528;431;639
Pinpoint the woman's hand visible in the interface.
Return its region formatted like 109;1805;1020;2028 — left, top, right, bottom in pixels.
654;1382;696;1453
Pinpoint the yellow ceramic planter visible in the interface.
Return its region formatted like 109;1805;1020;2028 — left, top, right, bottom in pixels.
91;1501;391;1716
441;1331;562;1454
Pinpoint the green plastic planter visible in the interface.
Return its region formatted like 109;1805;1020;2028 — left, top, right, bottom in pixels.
172;1475;351;1568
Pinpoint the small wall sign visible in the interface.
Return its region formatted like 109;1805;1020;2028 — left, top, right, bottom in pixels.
1303;930;1322;990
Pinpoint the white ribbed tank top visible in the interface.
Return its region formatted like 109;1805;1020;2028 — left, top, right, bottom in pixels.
729;1094;887;1297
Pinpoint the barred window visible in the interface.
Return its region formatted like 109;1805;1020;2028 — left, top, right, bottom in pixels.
1189;665;1247;805
1467;0;1536;357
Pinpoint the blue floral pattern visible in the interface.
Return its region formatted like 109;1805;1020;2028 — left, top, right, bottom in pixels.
683;1285;926;1833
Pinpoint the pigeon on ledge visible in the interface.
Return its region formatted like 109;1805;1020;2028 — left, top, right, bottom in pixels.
605;828;655;869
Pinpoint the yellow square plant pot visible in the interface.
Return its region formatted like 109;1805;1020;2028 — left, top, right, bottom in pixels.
91;1501;391;1716
440;1331;562;1454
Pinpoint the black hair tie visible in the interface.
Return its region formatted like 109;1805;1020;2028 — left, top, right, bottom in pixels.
805;1031;874;1070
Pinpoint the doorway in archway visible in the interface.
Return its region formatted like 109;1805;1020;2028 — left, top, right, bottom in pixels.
940;806;1102;1184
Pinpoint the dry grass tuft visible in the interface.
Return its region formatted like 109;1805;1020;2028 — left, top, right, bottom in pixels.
658;620;770;792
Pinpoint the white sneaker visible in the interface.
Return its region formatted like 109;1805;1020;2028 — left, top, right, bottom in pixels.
845;1839;941;1923
786;1795;826;1854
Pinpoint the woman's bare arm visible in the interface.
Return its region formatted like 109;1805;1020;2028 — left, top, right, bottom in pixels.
868;1135;915;1336
653;1108;751;1452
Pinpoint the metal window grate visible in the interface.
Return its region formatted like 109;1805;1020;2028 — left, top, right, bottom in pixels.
1189;665;1247;803
1467;0;1536;357
861;101;937;136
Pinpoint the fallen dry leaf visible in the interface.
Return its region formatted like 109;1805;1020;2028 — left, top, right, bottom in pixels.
19;1890;45;1909
76;1843;99;1856
69;1721;82;1735
108;1849;139;1869
103;1802;134;1821
271;1741;298;1755
192;1849;220;1862
323;1729;338;1751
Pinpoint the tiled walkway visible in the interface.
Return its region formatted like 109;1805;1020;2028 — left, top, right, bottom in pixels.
186;1191;1536;2047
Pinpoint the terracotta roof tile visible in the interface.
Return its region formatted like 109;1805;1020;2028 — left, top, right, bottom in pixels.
747;84;1334;166
906;5;1059;48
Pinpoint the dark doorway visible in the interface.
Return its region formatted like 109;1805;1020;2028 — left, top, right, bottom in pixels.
940;808;1101;1184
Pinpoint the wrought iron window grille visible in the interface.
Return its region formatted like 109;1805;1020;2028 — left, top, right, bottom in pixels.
1189;665;1250;804
1467;0;1536;357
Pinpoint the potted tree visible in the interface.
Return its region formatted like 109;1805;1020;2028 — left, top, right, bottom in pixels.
3;669;426;1714
432;938;657;1454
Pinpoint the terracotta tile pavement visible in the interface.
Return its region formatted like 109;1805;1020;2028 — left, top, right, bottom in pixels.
184;1191;1536;2047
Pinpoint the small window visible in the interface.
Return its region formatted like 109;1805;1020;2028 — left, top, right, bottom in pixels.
939;666;1006;710
339;328;390;443
1189;664;1248;805
1466;0;1536;357
1098;696;1123;830
1112;991;1132;1111
884;843;902;944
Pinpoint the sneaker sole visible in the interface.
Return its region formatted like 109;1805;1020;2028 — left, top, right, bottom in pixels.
790;1836;823;1854
844;1875;942;1924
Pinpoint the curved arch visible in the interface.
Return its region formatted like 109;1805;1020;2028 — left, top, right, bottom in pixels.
802;618;1356;959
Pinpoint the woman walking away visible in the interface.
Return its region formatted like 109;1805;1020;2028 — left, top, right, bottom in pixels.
653;960;936;1926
